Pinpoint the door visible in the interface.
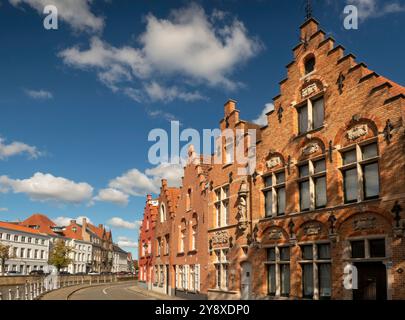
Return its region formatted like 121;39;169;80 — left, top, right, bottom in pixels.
353;262;387;300
240;262;252;300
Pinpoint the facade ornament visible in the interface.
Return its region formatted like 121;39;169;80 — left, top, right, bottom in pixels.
347;124;368;141
237;180;249;231
353;216;376;231
391;201;404;237
277;106;284;123
302;82;318;98
287;155;292;175
328;140;335;163
304;223;321;236
266;156;281;169
212;231;229;245
383;119;394;144
328;214;337;234
302;142;319;156
337;72;346;95
288;220;296;240
267;229;282;240
229;172;233;184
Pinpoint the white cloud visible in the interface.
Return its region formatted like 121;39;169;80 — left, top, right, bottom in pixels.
107;217;141;230
58;4;262;104
106;162;183;198
346;0;405;20
252;103;274;126
0;137;42;160
0;208;8;212
54;215;92;226
0;172;93;204
94;188;129;206
146;109;178;122
9;0;104;33
117;236;138;249
25;89;53;100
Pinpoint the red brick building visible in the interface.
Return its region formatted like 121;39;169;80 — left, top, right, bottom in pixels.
138;194;158;288
150;180;180;295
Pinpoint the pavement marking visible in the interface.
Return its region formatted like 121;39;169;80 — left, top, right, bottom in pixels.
102;287;109;295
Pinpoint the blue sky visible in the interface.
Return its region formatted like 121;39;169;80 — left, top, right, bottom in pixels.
0;0;404;258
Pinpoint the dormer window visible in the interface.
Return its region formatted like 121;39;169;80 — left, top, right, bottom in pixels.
305;56;315;74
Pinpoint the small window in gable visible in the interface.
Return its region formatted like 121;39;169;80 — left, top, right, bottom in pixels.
305;56;315;74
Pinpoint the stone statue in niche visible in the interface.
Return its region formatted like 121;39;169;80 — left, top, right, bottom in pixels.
237;180;249;231
347;124;368;141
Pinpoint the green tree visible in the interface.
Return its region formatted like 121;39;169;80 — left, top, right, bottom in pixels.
48;239;73;272
0;243;12;275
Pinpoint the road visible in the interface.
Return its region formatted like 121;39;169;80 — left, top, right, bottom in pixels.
67;281;157;300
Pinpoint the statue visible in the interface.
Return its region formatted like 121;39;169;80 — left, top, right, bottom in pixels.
237;180;248;231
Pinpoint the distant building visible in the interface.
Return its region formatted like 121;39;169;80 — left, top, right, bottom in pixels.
112;244;129;273
0;221;50;275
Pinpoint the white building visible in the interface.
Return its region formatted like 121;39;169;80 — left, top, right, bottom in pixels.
112;245;129;273
0;221;50;275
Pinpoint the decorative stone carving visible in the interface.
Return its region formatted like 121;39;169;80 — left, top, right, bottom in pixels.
267;229;283;240
237;180;249;231
266;156;281;169
302;82;318;98
353;216;376;231
302;142;319;156
347;124;368;141
212;230;229;245
304;223;321;236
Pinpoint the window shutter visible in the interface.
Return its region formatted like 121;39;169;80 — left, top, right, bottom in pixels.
195;264;200;292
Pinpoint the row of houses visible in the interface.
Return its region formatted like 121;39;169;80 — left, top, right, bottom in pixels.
0;213;132;275
138;18;405;300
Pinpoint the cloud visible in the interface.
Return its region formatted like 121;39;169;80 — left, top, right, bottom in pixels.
54;215;92;226
252;103;274;126
0;137;42;160
117;236;138;249
106;162;183;198
0;172;93;204
146;109;178;122
58;3;262;104
94;188;129;206
0;208;8;212
24;89;53;100
107;217;141;230
346;0;405;20
9;0;104;33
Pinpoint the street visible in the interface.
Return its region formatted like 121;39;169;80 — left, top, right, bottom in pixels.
67;281;155;300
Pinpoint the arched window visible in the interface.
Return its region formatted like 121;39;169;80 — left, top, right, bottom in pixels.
304;56;315;74
186;188;192;211
160;203;166;222
179;219;186;253
190;213;198;251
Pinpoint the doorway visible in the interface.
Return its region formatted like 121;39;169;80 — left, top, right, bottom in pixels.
240;262;252;300
353;262;387;300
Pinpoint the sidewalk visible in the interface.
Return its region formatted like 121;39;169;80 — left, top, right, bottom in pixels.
128;285;183;300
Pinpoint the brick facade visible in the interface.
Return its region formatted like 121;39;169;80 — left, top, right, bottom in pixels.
139;18;405;300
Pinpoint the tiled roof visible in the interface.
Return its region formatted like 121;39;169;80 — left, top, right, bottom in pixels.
20;213;57;236
62;223;83;240
87;223;105;239
0;221;46;236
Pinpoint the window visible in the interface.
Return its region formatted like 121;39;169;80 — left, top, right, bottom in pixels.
160;265;164;286
179;220;186;253
34;249;39;259
6;234;11;240
350;238;386;259
298;96;324;134
14;235;18;242
191;217;197;251
21;236;25;242
28;237;32;243
305;56;315;74
35;238;39;244
263;171;286;217
165;235;170;255
266;246;290;297
186;189;192;211
341;142;379;203
214;249;229;290
189;265;196;292
300;243;331;300
160;203;166;222
20;248;25;258
156;238;161;256
298;158;327;212
214;185;230;227
40;250;44;259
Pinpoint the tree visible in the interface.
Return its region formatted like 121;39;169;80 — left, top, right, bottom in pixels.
0;243;12;275
48;239;72;272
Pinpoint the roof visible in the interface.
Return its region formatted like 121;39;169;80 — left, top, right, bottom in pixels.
113;244;127;254
62;223;83;240
0;221;46;236
20;213;57;236
87;223;105;239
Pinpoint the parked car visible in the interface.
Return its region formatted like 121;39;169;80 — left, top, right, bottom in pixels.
29;270;45;276
75;272;86;275
5;271;22;276
88;271;100;275
100;271;113;275
59;271;71;275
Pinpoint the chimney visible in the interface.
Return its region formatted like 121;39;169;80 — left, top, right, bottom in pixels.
98;224;103;229
161;179;167;188
70;219;76;225
147;194;152;201
224;99;237;117
82;218;87;239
